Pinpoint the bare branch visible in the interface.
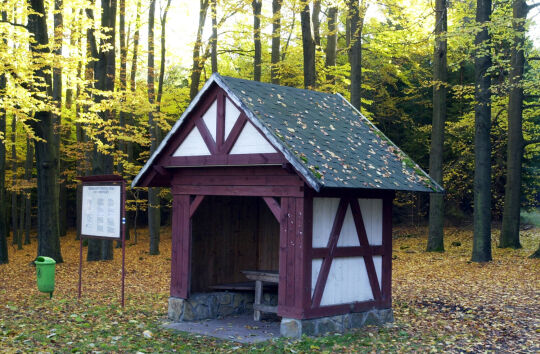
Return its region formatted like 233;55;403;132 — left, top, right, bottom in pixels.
0;20;27;30
527;2;540;11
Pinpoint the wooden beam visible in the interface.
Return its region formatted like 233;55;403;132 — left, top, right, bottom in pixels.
222;113;247;153
311;198;348;307
165;153;285;167
302;196;313;315
179;194;192;298
153;165;170;177
195;119;217;154
216;91;225;148
253;304;278;313
304;300;379;319
294;197;305;311
173;174;303;187
172;184;303;197
171;194;191;299
381;194;394;307
175;165;295;176
350;198;382;301
311;245;384;258
262;197;281;221
278;197;289;309
189;195;205;218
285;198;296;308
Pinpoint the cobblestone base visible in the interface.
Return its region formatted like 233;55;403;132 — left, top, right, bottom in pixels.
168;292;278;322
280;308;394;338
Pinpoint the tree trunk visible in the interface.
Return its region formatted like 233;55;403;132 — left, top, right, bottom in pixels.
0;32;7;263
271;0;282;84
500;0;528;249
53;0;65;237
324;6;337;83
87;0;117;261
347;0;366;111
210;0;218;73
11;113;18;246
148;0;160;256
24;137;32;245
190;0;210;100
252;0;262;81
157;0;172;108
17;187;23;249
427;0;447;252
115;0;128;248
472;0;492;262
75;14;85;241
124;0;142;243
312;0;321;47
300;0;316;89
28;0;63;263
118;0;127;173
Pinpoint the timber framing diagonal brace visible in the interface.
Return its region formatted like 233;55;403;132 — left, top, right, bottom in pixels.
311;197;383;308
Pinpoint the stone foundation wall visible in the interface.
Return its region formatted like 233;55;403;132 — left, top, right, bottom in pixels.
280;308;394;338
168;292;278;322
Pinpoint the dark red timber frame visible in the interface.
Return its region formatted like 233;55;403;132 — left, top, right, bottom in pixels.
142;83;395;320
138;85;283;189
169;166;308;319
169;182;394;320
301;189;395;319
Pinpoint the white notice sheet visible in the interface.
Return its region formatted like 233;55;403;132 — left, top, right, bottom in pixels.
81;185;121;238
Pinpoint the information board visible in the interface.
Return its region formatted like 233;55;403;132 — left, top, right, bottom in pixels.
81;185;121;239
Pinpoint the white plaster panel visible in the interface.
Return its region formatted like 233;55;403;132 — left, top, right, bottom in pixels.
229;121;277;154
225;98;240;139
311;258;323;297
358;199;383;245
320;257;374;305
172;127;211;156
373;255;382;290
202;100;217;142
312;198;340;248
336;205;361;247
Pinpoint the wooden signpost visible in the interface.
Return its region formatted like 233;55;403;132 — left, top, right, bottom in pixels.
77;175;126;307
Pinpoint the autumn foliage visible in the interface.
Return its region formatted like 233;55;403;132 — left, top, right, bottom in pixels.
0;226;538;351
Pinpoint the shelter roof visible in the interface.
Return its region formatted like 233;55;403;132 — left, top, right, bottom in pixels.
133;74;443;193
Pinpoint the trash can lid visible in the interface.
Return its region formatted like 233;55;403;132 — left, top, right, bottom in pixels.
35;256;56;265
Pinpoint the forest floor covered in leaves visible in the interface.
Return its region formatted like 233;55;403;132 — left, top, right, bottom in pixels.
0;225;538;353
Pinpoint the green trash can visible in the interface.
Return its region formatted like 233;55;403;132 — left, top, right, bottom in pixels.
35;256;56;298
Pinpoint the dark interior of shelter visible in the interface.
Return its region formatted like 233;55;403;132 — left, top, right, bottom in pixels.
190;196;280;293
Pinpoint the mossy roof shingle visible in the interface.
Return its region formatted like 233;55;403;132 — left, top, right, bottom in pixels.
218;75;442;193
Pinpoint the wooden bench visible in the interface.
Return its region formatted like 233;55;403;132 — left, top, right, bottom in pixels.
242;270;279;321
208;281;277;291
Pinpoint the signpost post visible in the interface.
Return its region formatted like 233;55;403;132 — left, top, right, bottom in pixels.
77;175;126;307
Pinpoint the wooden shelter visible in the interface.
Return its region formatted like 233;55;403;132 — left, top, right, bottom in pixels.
133;74;442;337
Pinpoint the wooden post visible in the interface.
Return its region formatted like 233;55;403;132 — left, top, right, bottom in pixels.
381;193;394;307
277;196;306;319
254;280;262;320
171;194;191;298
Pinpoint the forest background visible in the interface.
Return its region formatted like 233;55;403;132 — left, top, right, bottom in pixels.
0;0;539;264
